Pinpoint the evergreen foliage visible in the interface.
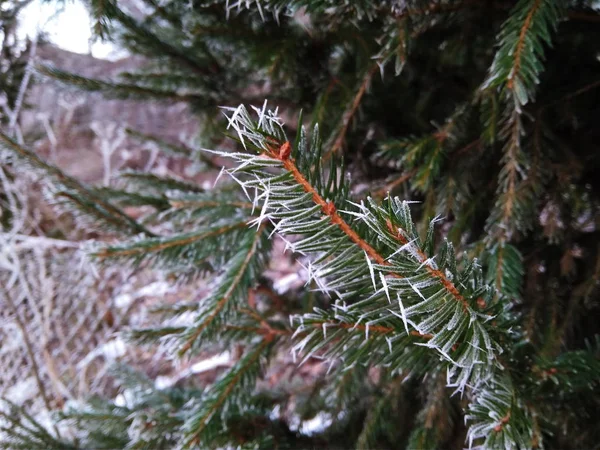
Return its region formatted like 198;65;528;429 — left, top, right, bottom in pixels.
1;0;600;449
0;0;30;126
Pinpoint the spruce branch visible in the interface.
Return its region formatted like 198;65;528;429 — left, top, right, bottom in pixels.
213;104;499;394
373;104;469;193
484;106;540;248
484;0;563;105
182;338;275;448
102;2;221;78
356;377;406;449
484;242;524;299
531;346;600;397
93;219;248;265
508;0;545;92
178;225;270;355
228;106;467;309
88;0;118;39
36;65;207;104
466;374;535;450
0;399;74;450
498;112;522;233
89;186;170;210
210;103;550;448
481;0;562;253
0;131;153;236
407;371;456;450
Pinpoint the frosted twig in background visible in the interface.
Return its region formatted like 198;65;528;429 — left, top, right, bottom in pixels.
91;121;126;186
56;94;86;135
7;37;38;143
37;112;58;162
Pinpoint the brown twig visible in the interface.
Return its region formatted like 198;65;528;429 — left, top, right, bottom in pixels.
540;78;600;111
373;169;417;199
325;63;380;158
454;138;482;156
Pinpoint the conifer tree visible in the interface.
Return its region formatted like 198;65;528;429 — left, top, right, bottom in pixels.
1;1;600;449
